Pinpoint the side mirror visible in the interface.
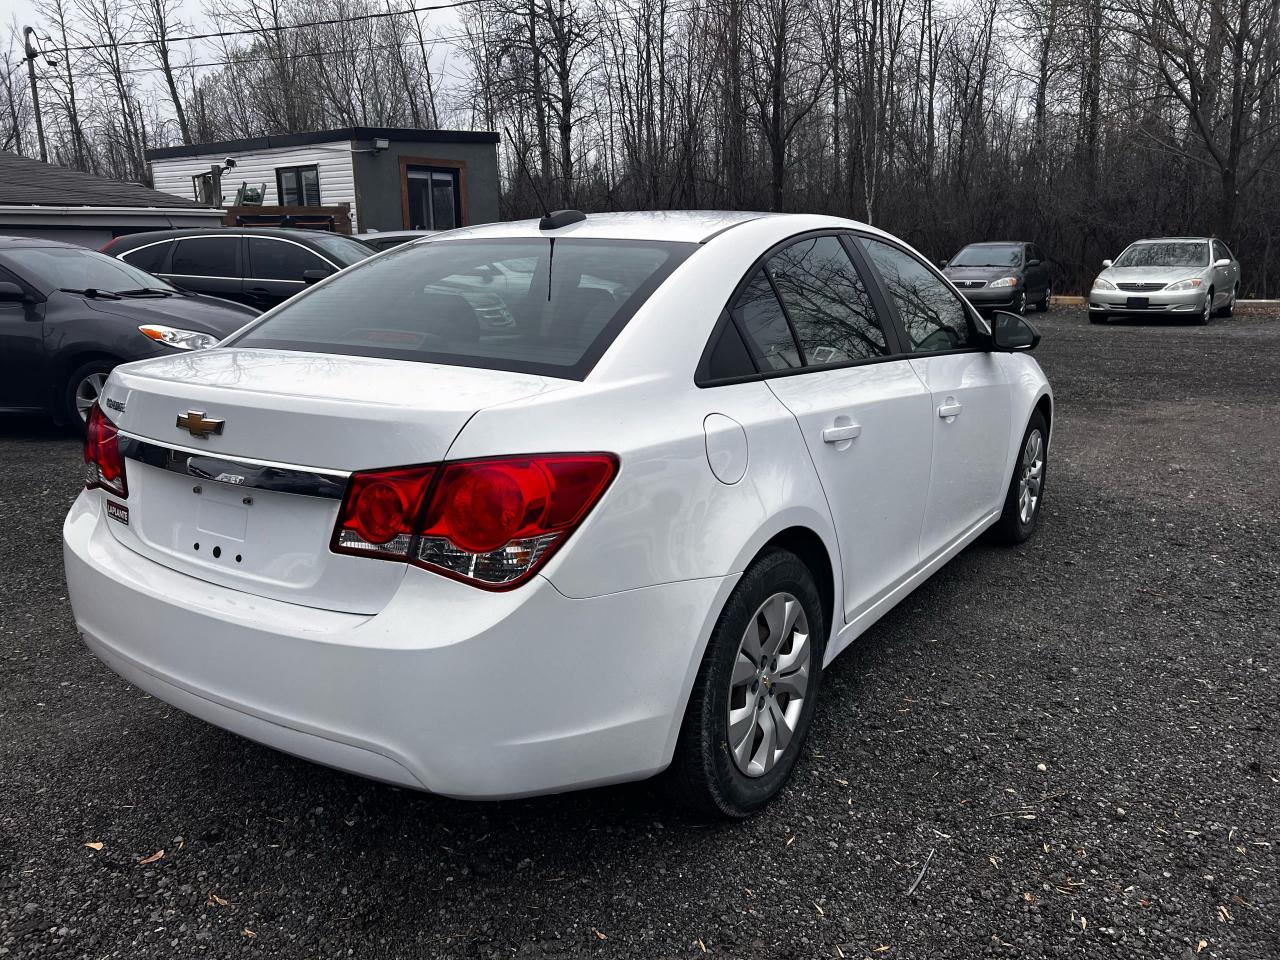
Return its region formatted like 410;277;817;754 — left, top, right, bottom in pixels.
0;281;28;302
301;268;332;286
939;259;949;269
1214;258;1231;267
1101;259;1113;268
1026;258;1041;267
990;310;1041;352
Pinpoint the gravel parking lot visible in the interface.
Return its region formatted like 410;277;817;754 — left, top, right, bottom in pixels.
2;305;1277;960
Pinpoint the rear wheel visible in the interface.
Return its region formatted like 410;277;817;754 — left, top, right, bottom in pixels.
990;411;1048;545
665;549;825;818
62;359;115;426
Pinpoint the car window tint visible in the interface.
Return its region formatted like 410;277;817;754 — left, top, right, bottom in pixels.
860;238;975;353
120;241;170;274
766;236;889;365
171;237;238;277
701;314;757;381
247;238;328;281
229;238;693;379
730;268;802;371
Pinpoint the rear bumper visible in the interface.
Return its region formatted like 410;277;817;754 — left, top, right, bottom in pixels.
1088;288;1204;314
64;491;734;798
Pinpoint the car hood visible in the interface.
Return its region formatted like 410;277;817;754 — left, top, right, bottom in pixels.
1100;266;1208;285
79;292;260;338
944;265;1021;281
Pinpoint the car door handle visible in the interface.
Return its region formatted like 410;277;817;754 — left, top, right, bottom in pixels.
822;423;862;444
937;401;963;419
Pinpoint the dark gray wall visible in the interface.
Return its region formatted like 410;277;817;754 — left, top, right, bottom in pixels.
351;137;500;232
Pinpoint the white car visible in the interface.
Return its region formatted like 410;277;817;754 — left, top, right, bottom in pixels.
64;211;1052;816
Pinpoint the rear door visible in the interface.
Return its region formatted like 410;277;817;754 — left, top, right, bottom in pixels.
741;233;934;623
858;236;1011;560
245;237;336;309
166;235;245;303
117;239;174;276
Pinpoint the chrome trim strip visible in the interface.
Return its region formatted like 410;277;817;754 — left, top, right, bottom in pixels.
117;432;349;499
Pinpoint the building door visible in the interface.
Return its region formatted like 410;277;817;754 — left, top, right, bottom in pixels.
405;167;461;230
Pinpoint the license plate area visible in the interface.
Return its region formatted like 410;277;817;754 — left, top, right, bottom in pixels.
1126;296;1149;309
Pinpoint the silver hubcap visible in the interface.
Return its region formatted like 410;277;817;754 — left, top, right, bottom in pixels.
75;372;108;422
727;592;811;778
1017;292;1026;313
1204;295;1212;322
1018;429;1045;525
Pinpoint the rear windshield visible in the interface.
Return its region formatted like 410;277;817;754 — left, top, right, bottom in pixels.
1113;241;1208;268
228;237;695;378
950;244;1022;267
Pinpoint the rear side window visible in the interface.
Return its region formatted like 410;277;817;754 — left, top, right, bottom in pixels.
860;238;975;353
766;236;889;364
171;237;238;278
228;238;694;379
120;241;171;274
247;238;329;281
730;269;802;371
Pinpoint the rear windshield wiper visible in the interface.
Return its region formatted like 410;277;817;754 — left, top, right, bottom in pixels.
59;287;122;300
114;287;175;298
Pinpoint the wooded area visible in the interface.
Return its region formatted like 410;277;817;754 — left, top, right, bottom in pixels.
4;0;1280;295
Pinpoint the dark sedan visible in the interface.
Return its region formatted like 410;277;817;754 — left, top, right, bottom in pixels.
0;237;260;424
942;241;1051;314
102;228;374;310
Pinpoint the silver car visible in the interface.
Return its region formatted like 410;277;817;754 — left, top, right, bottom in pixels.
1089;237;1240;325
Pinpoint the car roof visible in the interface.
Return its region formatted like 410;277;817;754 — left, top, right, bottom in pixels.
0;235;86;251
110;227;355;246
1132;237;1210;242
961;240;1030;246
430;211;776;244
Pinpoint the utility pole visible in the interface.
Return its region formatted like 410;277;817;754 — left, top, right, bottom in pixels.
22;27;47;163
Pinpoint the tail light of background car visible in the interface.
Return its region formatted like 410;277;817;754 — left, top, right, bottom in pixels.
84;404;128;497
332;453;618;589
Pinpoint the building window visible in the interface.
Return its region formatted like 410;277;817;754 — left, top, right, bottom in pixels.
276;165;321;207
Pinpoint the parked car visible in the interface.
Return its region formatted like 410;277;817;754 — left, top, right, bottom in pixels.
102;228;374;310
942;241;1051;314
356;229;438;251
0;236;258;424
65;211;1052;816
1088;237;1240;325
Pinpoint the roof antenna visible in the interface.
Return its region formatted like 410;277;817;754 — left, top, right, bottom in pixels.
505;126;550;221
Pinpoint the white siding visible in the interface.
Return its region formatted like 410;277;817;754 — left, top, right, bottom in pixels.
150;142;359;227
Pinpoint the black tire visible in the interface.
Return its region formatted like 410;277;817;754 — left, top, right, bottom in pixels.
1035;286;1051;312
664;549;826;818
1193;289;1213;325
1013;290;1027;314
990;410;1049;545
62;358;116;426
1089;312;1107;324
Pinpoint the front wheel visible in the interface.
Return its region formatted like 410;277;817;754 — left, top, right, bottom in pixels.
1089;312;1107;324
665;549;826;818
1217;285;1237;318
62;359;115;425
1013;290;1027;314
990;410;1048;544
1035;286;1051;312
1194;289;1213;325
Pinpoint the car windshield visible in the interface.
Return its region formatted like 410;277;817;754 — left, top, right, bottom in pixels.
227;237;695;379
949;244;1022;267
2;246;178;294
308;234;376;266
1113;241;1208;268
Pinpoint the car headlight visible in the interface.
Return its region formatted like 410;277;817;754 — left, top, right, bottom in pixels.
1164;278;1203;291
1093;277;1117;291
138;324;219;350
988;276;1019;288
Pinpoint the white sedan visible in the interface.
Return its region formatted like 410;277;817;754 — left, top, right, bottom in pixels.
65;211;1052;816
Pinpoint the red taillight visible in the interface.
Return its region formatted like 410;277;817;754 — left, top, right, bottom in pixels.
84;403;127;498
332;453;618;589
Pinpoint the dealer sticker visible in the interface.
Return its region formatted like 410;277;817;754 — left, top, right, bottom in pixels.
105;501;129;525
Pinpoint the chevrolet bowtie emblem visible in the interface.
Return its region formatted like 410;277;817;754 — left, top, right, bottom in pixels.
176;410;224;439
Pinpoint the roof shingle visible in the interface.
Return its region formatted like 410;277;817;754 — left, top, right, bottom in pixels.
0;152;211;209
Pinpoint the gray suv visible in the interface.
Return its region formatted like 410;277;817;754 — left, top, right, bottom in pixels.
942;242;1051;314
1089;237;1240;325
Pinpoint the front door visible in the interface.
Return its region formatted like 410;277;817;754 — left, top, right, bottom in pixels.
0;271;45;410
405;167;461;231
731;235;934;623
858;236;1011;559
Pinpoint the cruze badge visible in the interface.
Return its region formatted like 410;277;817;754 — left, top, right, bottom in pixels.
176;410;225;439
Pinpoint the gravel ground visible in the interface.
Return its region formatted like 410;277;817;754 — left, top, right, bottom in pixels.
1;305;1277;960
